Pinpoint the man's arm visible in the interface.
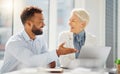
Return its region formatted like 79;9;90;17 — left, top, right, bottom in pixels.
6;41;58;67
7;41;77;68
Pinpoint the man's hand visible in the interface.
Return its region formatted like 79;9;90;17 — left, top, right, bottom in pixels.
56;43;77;57
49;61;56;68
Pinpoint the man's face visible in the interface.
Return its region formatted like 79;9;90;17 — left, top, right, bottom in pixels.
30;13;45;35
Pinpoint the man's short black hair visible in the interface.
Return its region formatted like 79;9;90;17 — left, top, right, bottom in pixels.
20;6;42;25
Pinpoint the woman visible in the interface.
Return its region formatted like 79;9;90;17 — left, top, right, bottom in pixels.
58;8;96;68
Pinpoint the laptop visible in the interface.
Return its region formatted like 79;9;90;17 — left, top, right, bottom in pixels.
77;46;111;69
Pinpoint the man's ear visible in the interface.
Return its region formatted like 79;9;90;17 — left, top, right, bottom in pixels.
28;21;32;26
28;20;33;26
25;20;30;26
25;20;33;29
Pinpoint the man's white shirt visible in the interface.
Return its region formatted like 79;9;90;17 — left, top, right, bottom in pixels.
0;30;58;73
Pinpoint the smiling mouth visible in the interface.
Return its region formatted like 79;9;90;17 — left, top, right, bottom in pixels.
40;26;44;29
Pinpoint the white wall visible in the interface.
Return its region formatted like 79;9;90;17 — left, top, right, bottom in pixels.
75;0;105;46
13;0;24;34
85;0;105;46
49;0;57;50
75;0;85;8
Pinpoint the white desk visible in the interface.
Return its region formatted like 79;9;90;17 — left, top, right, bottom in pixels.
5;67;109;74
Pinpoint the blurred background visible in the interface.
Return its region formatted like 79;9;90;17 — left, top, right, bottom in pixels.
0;0;119;69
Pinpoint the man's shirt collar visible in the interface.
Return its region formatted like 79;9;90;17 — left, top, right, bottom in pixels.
22;30;32;41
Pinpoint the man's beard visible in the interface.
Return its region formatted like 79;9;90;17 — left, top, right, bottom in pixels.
32;25;43;35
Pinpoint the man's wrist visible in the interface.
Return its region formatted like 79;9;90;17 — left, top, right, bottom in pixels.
56;50;60;57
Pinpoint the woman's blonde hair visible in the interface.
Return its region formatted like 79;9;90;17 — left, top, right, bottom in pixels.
71;8;90;24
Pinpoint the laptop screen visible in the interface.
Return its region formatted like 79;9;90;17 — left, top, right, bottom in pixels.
78;46;111;68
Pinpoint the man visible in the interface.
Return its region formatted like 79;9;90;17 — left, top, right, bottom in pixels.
0;6;77;73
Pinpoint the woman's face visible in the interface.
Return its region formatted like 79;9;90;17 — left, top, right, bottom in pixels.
69;13;86;34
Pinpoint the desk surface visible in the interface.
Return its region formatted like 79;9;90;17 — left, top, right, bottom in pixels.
5;67;110;74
